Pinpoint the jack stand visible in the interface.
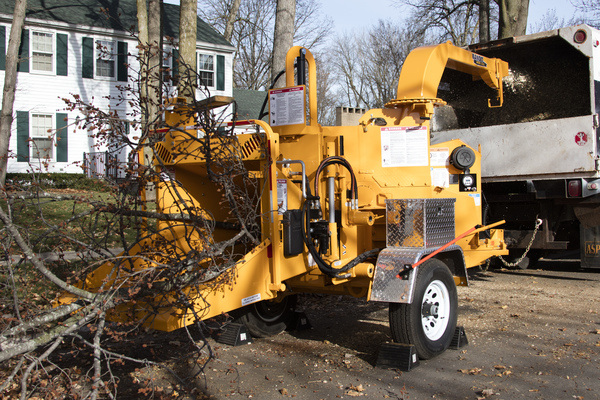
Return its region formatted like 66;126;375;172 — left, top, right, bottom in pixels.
215;323;253;346
288;311;312;331
449;326;469;349
376;343;419;371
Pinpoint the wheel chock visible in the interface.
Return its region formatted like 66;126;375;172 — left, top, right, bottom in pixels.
288;311;312;331
449;325;468;349
376;342;419;371
215;323;253;346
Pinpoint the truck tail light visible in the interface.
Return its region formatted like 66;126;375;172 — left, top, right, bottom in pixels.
567;179;582;197
574;29;587;44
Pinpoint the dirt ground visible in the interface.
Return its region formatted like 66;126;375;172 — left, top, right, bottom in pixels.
187;260;600;400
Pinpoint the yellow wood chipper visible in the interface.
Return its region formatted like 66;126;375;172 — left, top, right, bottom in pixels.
61;41;509;360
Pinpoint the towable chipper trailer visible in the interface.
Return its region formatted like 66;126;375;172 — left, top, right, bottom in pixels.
432;24;600;269
60;43;508;359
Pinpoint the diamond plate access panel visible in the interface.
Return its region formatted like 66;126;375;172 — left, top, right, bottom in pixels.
386;198;455;248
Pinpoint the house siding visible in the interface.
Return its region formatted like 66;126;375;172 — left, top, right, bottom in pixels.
0;14;235;175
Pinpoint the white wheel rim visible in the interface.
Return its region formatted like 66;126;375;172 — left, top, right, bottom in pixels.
420;279;450;341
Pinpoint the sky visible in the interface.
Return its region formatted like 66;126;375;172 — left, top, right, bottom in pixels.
319;0;582;35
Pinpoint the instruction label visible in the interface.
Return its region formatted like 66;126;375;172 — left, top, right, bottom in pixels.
268;86;306;126
431;167;450;188
277;179;288;214
381;126;428;167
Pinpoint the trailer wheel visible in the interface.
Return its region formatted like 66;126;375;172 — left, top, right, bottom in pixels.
238;295;297;338
389;259;457;360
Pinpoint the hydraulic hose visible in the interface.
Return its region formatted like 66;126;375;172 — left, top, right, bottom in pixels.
300;158;377;278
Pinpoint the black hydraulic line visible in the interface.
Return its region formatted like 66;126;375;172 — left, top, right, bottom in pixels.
296;49;306;86
314;157;358;201
258;69;286;120
300;195;380;278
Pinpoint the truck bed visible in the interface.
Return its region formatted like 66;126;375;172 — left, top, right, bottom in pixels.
431;25;599;182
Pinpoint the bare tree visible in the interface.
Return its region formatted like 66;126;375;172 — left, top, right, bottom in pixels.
224;0;241;42
530;8;583;33
479;0;490;42
498;0;529;38
271;0;296;87
330;20;425;109
395;0;482;46
198;0;332;90
572;0;600;28
178;0;198;101
0;0;27;187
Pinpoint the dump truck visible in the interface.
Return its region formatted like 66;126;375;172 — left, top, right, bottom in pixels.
60;42;509;360
432;24;600;269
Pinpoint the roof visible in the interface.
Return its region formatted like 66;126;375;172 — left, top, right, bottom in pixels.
0;0;232;48
233;88;267;121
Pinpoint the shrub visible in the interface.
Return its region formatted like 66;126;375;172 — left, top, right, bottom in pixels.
6;173;112;192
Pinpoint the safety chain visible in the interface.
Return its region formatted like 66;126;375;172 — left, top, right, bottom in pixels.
496;218;544;268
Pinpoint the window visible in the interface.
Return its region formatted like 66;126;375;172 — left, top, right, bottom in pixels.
198;53;214;87
30;114;53;160
31;31;53;72
162;47;176;86
96;40;115;78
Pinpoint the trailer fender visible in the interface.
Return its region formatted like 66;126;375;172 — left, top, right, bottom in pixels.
370;245;466;304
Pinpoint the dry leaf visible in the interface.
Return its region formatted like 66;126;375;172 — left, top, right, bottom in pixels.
279;388;288;395
459;368;482;375
493;365;506;370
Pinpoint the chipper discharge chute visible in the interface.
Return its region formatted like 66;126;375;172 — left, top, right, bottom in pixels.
59;41;509;360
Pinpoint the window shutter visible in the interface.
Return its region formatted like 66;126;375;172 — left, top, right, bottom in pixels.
82;37;93;78
216;55;225;91
56;33;68;76
0;25;5;70
117;41;127;82
17;29;29;73
172;48;179;85
56;113;68;162
16;111;29;162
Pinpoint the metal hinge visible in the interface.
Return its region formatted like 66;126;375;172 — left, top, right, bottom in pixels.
594;113;599;129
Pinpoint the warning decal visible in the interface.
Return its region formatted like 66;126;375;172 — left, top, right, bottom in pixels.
268;86;306;126
381;126;429;167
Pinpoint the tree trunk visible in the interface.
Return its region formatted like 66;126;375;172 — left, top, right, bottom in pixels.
0;0;27;187
147;0;162;128
137;0;150;129
178;0;198;102
479;0;490;43
224;0;241;42
498;0;529;39
271;0;296;88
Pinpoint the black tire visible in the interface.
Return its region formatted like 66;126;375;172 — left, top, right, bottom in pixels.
389;259;458;360
238;295;297;338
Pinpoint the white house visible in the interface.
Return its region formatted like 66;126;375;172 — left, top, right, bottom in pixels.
0;0;235;175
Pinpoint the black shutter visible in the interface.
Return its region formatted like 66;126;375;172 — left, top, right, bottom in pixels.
117;41;127;82
56;33;68;76
82;37;93;78
17;29;28;73
0;25;5;70
216;55;225;91
172;48;179;85
16;111;29;162
56;113;68;162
